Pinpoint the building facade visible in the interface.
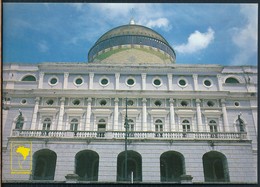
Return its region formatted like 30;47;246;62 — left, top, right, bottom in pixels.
2;21;258;183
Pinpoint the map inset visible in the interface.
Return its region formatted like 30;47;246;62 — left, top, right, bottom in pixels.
11;142;32;174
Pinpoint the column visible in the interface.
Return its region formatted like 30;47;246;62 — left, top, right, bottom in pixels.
63;72;69;89
38;72;44;88
115;73;120;90
79;114;84;131
193;74;198;91
85;98;92;131
221;99;229;132
31;97;40;130
141;73;146;90
113;98;119;131
169;98;176;131
89;73;94;90
142;98;147;131
217;74;223;91
57;97;65;130
167;74;173;90
196;99;203;132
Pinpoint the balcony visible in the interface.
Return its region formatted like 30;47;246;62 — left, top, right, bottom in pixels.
11;130;247;141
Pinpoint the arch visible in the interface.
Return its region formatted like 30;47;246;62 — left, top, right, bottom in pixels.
75;150;99;181
32;149;57;180
160;151;186;182
202;151;230;182
117;150;142;182
70;118;79;131
225;77;240;84
21;75;36;81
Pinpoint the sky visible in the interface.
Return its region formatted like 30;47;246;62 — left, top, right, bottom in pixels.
3;3;258;66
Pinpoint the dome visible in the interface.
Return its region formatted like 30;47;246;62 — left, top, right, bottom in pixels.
88;23;176;64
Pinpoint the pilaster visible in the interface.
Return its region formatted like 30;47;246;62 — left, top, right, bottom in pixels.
30;97;40;130
57;97;65;130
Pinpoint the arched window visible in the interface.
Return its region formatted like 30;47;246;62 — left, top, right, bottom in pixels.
225;77;239;84
21;75;36;81
203;151;230;182
155;119;163;137
75;150;99;181
160;151;185;182
70;118;79;135
128;119;134;132
97;119;106;137
32;149;57;180
182;120;191;132
117;151;142;182
209;120;218;132
42;118;51;136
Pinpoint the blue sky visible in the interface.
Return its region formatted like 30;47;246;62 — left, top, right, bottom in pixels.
3;3;258;66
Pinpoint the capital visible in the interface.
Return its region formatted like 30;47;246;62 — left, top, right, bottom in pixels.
35;97;40;103
39;72;45;78
64;72;69;78
115;73;120;79
89;73;94;78
193;74;198;80
196;99;201;103
114;97;119;102
142;98;147;103
87;98;92;103
141;73;146;79
60;97;65;102
169;98;175;104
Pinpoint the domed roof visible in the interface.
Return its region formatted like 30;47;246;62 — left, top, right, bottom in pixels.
95;24;169;45
88;22;176;64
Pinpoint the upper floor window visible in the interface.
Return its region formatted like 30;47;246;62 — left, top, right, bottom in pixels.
155;119;163;137
225;77;240;84
126;77;136;87
21;75;36;81
209;120;218;133
97;119;106;137
70;118;79;131
182;119;191;132
48;76;59;86
128;119;135;132
42;118;51;131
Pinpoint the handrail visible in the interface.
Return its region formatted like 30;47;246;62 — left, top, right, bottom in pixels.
12;129;247;140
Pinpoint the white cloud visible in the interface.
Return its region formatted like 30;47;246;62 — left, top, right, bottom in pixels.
143;18;171;31
38;41;49;53
231;4;257;65
175;27;215;54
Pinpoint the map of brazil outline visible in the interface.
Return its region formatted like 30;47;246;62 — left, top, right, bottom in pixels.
11;141;32;174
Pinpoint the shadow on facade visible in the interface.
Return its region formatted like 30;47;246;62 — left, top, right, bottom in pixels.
75;150;99;181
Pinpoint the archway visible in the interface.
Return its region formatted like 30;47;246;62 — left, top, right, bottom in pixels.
117;150;142;182
75;150;99;181
32;149;57;180
203;151;230;182
160;151;185;182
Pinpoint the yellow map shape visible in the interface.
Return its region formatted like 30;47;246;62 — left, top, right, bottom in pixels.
16;146;30;160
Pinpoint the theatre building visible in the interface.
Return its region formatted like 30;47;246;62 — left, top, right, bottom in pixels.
2;19;257;183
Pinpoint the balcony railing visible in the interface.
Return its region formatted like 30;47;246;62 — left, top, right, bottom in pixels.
12;130;247;140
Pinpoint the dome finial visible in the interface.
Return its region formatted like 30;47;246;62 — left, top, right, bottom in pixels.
129;18;135;25
129;8;135;25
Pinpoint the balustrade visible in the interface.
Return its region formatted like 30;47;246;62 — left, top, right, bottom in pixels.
12;129;247;141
